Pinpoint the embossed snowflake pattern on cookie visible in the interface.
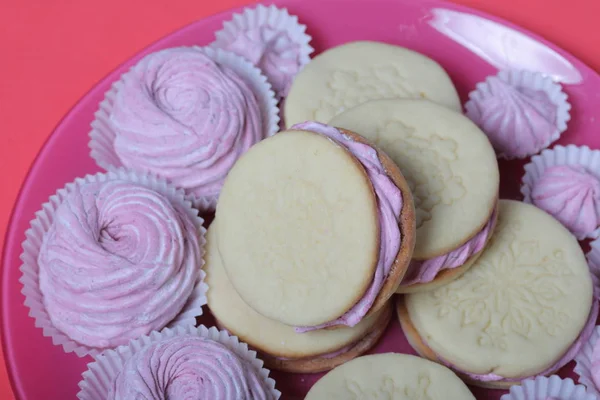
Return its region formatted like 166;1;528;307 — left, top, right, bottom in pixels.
345;373;433;400
431;218;572;349
372;120;466;228
314;65;421;122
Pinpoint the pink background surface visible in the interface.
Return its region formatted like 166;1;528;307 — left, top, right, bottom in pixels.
1;0;600;398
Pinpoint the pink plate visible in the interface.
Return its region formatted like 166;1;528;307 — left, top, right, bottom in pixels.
3;0;600;399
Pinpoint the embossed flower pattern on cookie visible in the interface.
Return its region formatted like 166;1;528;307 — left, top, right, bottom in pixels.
432;218;572;350
345;374;432;400
314;66;421;122
372;120;466;228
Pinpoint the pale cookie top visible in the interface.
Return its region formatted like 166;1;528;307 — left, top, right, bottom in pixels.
215;130;380;327
330;99;499;259
205;225;381;358
405;200;593;379
305;353;475;400
284;41;461;127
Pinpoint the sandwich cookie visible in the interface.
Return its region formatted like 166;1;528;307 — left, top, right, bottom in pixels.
330;99;499;293
205;225;392;373
284;41;461;127
215;121;415;331
305;353;475;400
398;200;597;389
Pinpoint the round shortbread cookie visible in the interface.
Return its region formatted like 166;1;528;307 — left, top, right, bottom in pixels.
216;130;379;327
305;353;475;400
284;41;461;127
205;224;390;368
330;99;499;260
403;200;593;383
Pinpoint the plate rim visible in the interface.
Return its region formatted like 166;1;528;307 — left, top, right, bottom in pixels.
2;0;599;398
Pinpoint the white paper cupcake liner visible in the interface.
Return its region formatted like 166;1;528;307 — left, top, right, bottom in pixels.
465;69;571;159
574;325;600;398
19;168;208;357
521;145;600;240
77;325;280;400
500;375;595;400
587;239;600;299
212;4;313;99
89;45;279;212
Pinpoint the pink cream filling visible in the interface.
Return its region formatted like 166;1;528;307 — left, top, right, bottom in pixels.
424;298;598;383
272;315;386;361
291;122;402;332
400;207;497;287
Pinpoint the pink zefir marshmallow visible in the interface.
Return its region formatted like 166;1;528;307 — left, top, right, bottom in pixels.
291;122;402;332
433;298;599;384
223;27;301;98
531;165;600;238
109;335;274;400
212;5;313;99
110;47;264;200
465;70;570;159
400;207;497;287
38;180;200;349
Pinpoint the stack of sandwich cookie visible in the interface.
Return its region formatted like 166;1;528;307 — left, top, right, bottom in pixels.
215;122;416;332
329;99;499;293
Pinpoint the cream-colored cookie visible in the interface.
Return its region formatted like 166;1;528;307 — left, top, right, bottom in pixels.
330;99;498;260
205;224;389;368
285;41;461;127
216;130;378;326
402;200;593;385
305;353;475;400
215;126;414;328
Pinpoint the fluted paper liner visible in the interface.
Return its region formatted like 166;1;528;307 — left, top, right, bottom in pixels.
521;145;600;240
574;325;600;398
19;168;208;357
575;241;600;396
77;325;280;399
500;375;595;400
89;46;279;211
212;4;313;99
465;69;571;159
